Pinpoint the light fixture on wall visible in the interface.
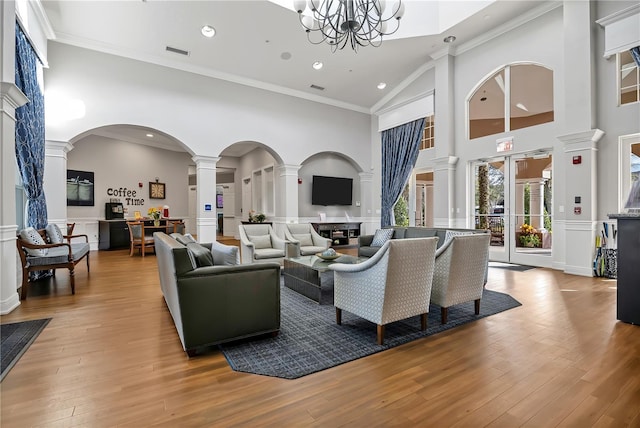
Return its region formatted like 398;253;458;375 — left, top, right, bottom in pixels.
294;0;405;52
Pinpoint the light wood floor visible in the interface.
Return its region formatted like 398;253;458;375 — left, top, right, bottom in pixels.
2;242;639;427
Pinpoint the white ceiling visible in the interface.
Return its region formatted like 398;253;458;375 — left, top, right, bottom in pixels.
40;0;548;154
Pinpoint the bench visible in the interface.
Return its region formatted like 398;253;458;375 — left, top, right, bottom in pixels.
16;227;90;300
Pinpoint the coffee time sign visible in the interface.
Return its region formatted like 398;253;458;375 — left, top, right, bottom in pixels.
107;187;145;206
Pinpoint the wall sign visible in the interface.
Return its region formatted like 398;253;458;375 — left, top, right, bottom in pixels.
496;137;513;153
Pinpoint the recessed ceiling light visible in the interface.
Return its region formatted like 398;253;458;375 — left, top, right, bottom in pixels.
312;61;323;70
443;35;456;43
201;25;216;38
281;52;292;60
146;133;154;138
377;82;387;90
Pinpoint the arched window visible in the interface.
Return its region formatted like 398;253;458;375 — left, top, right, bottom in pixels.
468;63;554;139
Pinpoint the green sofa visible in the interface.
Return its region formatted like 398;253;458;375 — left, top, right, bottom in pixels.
154;232;281;356
358;227;488;257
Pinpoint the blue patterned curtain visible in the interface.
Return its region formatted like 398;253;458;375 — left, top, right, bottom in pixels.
631;47;640;67
15;22;47;229
381;118;425;227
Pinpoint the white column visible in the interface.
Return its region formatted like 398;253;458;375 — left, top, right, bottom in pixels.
0;1;27;314
431;49;457;228
432;49;455;158
433;156;458;228
425;183;434;228
407;173;416;226
563;0;596;134
557;1;603;276
192;156;219;243
276;164;300;225
559;130;603;276
515;180;526;227
358;172;374;234
44;141;73;229
529;179;546;230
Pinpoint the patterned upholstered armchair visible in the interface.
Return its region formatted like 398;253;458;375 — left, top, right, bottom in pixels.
328;237;438;345
284;223;331;257
238;223;290;265
431;233;491;323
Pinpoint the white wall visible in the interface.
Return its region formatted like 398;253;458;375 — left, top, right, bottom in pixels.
66;135;192;246
451;6;565;222
44;43;373;171
298;153;361;219
595;0;640;220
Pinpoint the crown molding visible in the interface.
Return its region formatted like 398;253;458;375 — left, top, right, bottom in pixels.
371;60;435;114
374;90;434;116
456;1;562;57
596;3;640;27
0;82;29;113
30;0;56;40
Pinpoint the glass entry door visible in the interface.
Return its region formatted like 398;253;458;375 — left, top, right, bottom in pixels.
473;152;553;267
474;158;509;262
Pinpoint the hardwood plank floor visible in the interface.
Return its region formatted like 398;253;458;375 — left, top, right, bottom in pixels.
2;243;639;427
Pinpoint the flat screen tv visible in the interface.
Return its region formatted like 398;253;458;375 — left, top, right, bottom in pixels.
312;175;353;206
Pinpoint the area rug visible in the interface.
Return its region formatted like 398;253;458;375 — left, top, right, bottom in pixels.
1;318;51;381
489;262;536;272
220;284;521;379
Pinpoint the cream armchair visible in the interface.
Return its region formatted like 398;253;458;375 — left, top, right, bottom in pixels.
284;223;331;257
431;233;491;323
238;223;290;265
328;237;438;345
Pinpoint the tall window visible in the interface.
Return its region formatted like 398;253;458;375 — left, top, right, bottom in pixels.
420;115;435;150
468;64;554;139
619;50;639;105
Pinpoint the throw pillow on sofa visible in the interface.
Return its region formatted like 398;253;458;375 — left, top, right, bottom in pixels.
19;227;48;256
292;233;313;247
371;228;394;247
45;224;65;244
175;233;196;245
211;243;239;266
186;242;214;268
248;234;272;249
444;230;473;245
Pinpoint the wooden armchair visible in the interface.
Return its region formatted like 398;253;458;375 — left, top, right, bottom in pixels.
127;221;155;257
16;226;90;299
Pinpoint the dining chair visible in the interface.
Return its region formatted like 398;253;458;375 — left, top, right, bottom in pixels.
127;221;155;257
170;220;186;234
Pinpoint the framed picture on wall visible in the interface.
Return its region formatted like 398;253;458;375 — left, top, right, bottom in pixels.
67;170;95;206
149;181;166;199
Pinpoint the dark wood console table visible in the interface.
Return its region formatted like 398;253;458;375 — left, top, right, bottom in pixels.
311;222;361;247
608;214;640;325
98;218;183;250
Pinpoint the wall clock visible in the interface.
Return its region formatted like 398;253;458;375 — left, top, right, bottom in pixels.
149;182;166;199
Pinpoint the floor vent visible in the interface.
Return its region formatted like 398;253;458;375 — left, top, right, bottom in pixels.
165;46;190;56
310;84;325;91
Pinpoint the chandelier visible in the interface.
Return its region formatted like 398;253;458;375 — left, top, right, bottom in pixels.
294;0;405;52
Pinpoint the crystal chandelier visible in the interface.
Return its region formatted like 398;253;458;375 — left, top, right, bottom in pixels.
294;0;405;52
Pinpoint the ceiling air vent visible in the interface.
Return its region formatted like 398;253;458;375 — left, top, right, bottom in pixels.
165;46;190;56
310;84;325;91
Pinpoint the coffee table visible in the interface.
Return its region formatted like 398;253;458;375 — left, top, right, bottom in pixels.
283;254;368;304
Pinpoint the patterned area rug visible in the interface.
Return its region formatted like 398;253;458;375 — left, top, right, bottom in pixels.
220;281;521;379
1;318;51;381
